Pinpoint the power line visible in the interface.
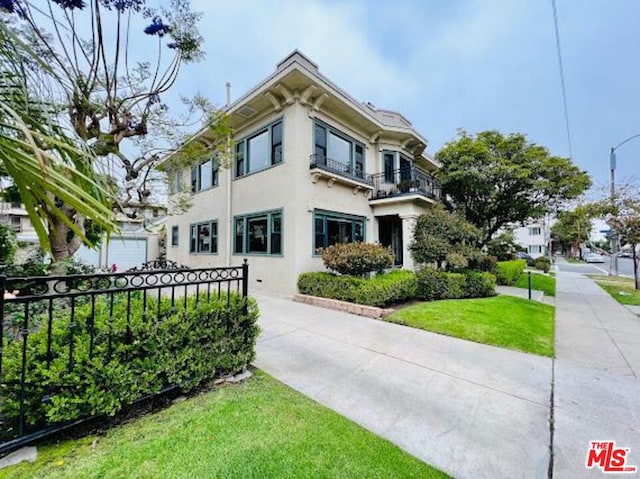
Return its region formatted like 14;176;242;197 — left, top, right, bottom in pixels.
551;0;574;159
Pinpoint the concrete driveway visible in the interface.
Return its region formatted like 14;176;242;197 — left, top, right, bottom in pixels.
254;294;552;479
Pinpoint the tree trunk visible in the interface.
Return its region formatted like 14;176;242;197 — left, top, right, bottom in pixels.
633;245;639;291
48;209;85;275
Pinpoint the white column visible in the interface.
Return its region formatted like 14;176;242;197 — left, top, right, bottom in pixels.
400;214;419;271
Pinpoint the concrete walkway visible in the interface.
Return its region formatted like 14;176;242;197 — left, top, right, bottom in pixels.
254;294;551;479
496;285;545;302
553;272;640;477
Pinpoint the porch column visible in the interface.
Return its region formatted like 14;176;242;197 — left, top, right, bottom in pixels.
399;214;419;271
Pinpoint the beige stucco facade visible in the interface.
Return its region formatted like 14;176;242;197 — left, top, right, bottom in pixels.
163;51;441;296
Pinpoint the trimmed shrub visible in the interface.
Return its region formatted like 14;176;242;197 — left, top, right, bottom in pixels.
495;259;526;285
534;257;551;273
464;271;497;298
445;252;468;272
416;267;496;300
0;223;17;265
297;270;417;307
416;267;449;300
319;242;394;277
0;293;260;427
466;251;497;273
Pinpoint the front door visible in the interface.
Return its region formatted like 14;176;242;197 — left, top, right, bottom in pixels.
378;216;403;266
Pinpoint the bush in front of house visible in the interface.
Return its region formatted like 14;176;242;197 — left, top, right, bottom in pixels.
297;270;417;307
0;293;260;427
463;271;498;298
495;259;527;285
318;242;395;277
416;267;496;300
534;256;551;273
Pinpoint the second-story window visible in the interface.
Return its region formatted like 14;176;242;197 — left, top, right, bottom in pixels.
235;120;283;177
529;226;541;236
313;121;365;178
383;152;395;183
191;158;219;193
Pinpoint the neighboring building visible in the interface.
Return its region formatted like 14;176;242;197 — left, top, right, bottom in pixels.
0;201;37;243
163;51;441;295
513;219;551;258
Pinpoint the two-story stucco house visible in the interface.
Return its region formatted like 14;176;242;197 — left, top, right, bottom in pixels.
163;51;441;295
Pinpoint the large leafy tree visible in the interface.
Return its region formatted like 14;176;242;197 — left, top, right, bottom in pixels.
551;203;604;258
437;130;591;246
1;0;228;262
607;188;640;289
0;21;116;256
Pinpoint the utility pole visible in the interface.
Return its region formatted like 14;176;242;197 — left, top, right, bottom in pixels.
610;147;618;276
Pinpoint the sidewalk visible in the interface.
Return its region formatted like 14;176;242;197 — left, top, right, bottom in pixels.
254;294;551;479
553;272;640;477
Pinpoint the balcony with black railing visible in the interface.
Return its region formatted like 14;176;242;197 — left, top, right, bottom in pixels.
309;154;374;188
371;166;441;202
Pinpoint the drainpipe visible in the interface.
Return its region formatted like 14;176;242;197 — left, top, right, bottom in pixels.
226;82;233;266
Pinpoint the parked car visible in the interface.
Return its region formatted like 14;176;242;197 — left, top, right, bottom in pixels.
618;251;632;258
515;252;536;266
584;253;605;263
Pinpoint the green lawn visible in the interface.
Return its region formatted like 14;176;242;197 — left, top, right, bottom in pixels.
592;276;640;306
1;371;447;479
515;273;556;297
387;296;555;357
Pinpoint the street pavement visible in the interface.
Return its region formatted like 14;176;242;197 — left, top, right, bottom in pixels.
254;294;551;479
557;255;635;277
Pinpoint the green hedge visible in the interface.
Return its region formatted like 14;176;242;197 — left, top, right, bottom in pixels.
416;267;496;300
534;257;551;273
495;260;527;285
0;293;260;427
297;270;417;307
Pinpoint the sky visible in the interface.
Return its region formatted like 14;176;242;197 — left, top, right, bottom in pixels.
151;0;638;195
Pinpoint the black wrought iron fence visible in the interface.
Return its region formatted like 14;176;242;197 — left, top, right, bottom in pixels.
0;261;249;455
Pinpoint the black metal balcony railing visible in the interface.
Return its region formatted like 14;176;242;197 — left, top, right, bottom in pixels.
371;167;441;201
309;154;374;186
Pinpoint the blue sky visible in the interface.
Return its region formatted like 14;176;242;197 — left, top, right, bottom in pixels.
168;0;640;191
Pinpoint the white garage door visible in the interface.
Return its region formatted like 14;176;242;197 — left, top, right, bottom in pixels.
75;245;101;268
106;237;148;271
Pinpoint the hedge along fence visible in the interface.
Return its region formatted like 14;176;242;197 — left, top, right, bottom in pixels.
416;267;497;301
297;270;417;307
0;265;259;454
495;260;527;286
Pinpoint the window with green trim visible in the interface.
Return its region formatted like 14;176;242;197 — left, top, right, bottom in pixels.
314;121;366;178
191;157;219;193
313;210;365;251
234;120;283;177
189;220;217;254
234;210;283;255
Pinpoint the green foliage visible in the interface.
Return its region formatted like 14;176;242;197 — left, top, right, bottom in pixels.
319;242;394;277
495;260;527;285
486;231;519;260
465;250;497;272
551;203;603;252
297;270;417;307
0;293;260;426
464;271;498;298
409;205;481;268
415;267;496;301
534;257;551;273
445;252;468;272
0;222;17;265
437;130;591;245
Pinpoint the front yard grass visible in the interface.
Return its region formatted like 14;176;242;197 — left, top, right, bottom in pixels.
590;275;640;306
0;370;447;479
515;272;556;297
387;296;554;357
